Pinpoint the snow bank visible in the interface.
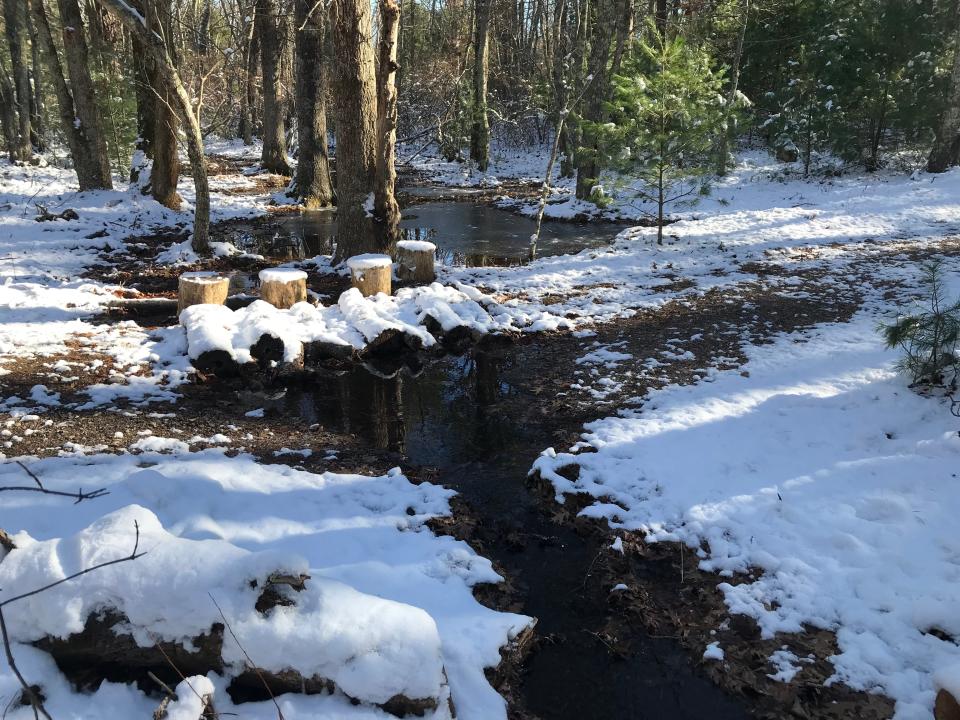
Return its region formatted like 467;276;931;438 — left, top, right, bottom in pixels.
0;450;531;719
533;308;960;719
178;283;573;368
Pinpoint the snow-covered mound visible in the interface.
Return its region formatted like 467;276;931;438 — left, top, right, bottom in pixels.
180;284;573;369
0;449;531;719
533;307;960;720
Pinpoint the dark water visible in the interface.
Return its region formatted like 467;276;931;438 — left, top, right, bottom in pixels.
272;346;750;720
233;202;623;266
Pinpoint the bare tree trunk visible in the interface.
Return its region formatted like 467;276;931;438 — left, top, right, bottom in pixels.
29;0;107;188
928;6;960;173
143;0;181;208
3;0;35;160
469;0;492;170
374;0;401;245
256;0;291;174
239;9;257;144
716;0;748;176
58;0;113;187
0;66;23;160
574;0;614;200
26;8;46;150
329;0;378;261
96;0;210;252
291;0;334;207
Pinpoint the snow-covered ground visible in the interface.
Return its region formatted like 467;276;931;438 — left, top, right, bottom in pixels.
3;142;960;719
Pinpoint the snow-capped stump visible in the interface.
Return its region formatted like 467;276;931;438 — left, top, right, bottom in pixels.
395;239;437;284
178;271;230;314
347;253;392;297
258;267;307;309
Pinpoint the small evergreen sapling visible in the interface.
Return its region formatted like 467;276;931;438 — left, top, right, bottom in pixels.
591;25;727;244
882;260;960;387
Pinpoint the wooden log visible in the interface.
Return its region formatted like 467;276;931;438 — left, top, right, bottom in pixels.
395;239;436;284
178;272;230;314
936;689;960;720
259;267;308;309
346;254;392;297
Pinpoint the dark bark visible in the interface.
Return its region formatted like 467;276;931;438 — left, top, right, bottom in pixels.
928;5;960;173
57;0;113;187
239;15;258;144
469;0;492;170
29;0;109;189
96;0;210;252
142;0;181;208
574;0;615;200
26;7;46;150
0;76;19;160
329;0;378;260
374;0;401;244
291;0;334;207
3;0;35;160
256;0;291;174
716;0;748;176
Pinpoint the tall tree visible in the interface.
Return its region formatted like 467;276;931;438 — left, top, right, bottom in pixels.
574;0;615;199
238;10;258;144
469;0;492;170
256;0;292;174
29;0;111;189
3;0;35;160
716;0;749;176
291;0;334;207
329;0;378;260
97;0;211;252
928;3;960;173
374;0;401;244
57;0;113;187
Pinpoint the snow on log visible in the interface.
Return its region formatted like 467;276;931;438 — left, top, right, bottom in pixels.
347;253;392;297
178;271;230;314
258;267;308;309
395;240;436;284
2;506;449;712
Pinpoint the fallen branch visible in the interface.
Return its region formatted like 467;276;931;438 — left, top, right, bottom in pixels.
0;521;144;720
0;461;109;504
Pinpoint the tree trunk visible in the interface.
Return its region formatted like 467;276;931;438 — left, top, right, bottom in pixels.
96;0;210;252
239;12;257;144
29;0;108;189
469;0;492;170
574;0;614;200
374;0;401;245
0;72;22;161
291;0;334;207
256;0;291;174
329;0;378;261
58;0;113;187
716;0;748;176
143;0;181;208
928;7;960;173
3;0;35;160
27;7;46;150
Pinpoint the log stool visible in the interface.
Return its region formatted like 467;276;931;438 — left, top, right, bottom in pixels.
259;267;308;309
395;239;437;284
178;271;230;314
346;254;392;297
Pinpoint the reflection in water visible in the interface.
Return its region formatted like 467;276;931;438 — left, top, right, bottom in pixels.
232;202;623;267
286;350;512;464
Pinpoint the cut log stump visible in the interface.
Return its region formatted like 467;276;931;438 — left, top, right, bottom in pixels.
395;240;436;284
259;267;308;309
346;254;392;297
178;272;230;314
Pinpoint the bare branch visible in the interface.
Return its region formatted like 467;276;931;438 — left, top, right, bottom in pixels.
0;461;109;504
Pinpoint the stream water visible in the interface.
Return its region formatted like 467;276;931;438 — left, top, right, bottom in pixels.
274;344;750;720
232;202;624;266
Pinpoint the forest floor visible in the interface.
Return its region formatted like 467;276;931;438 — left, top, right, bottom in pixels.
0;141;959;720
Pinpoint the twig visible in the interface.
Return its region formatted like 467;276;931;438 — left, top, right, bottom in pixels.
0;462;109;504
0;521;144;720
209;593;284;720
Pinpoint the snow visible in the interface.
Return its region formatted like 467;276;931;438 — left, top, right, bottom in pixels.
534;295;960;719
703;642;725;661
397;239;438;253
0;450;531;719
180;270;227;284
259;267;308;283
345;253;392;271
